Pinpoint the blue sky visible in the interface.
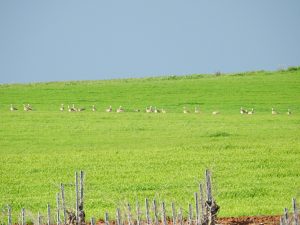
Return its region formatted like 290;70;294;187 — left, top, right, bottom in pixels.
0;1;299;83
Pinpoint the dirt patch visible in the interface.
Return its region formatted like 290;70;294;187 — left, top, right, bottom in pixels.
217;215;281;225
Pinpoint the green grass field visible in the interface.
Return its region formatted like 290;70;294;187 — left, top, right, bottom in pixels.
0;68;300;221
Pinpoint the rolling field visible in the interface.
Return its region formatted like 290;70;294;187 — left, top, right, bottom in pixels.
0;68;300;220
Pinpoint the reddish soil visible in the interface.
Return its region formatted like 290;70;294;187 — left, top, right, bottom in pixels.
94;216;281;225
217;215;281;225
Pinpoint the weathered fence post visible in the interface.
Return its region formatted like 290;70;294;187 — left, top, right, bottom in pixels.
284;208;289;225
280;216;285;225
188;203;193;225
172;202;176;225
47;203;51;225
116;208;121;225
80;171;84;207
205;170;219;225
136;201;141;225
195;192;200;225
293;198;299;225
75;171;79;225
61;183;67;225
105;212;109;225
57;193;61;225
8;205;12;225
127;203;132;225
205;170;212;203
38;211;41;225
91;217;95;225
178;207;183;225
145;198;150;225
199;183;205;224
153;200;159;225
21;208;25;225
162;201;167;225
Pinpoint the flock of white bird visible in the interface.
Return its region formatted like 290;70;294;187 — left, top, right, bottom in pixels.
9;104;292;115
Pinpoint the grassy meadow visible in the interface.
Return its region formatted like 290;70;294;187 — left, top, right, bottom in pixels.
0;68;300;221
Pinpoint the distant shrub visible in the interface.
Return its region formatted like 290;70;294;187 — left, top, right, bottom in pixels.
287;66;300;71
215;71;222;76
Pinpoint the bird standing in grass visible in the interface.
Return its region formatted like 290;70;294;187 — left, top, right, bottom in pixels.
10;104;18;111
116;106;124;113
92;105;96;112
106;106;112;112
68;105;76;112
154;107;160;113
183;107;190;113
272;108;278;115
240;107;248;114
287;109;291;115
23;104;32;111
60;104;64;112
212;111;219;115
247;108;254;115
146;106;153;113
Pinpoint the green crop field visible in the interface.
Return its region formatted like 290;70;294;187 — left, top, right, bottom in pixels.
0;68;300;221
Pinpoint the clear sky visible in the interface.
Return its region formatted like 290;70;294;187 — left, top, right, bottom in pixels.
0;1;299;84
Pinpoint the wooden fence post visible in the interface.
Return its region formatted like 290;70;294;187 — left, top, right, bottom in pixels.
105;212;109;225
80;171;84;207
145;198;150;225
127;203;132;225
61;183;67;225
21;208;25;225
284;208;289;225
205;170;212;203
280;216;285;225
8;205;12;225
136;201;141;225
293;198;299;225
178;207;183;225
57;193;61;225
172;202;176;225
195;192;199;225
75;171;79;225
162;201;167;225
47;203;51;225
38;211;41;225
153;200;159;225
199;183;205;224
116;208;121;225
188;203;193;225
91;217;95;225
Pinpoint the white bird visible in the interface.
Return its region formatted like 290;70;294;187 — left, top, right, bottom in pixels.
272;108;278;115
106;106;112;112
161;108;166;113
154;107;160;113
195;106;200;113
287;109;291;115
212;111;219;115
247;108;254;115
23;104;32;111
10;104;18;111
146;106;153;113
240;107;248;114
116;106;124;113
60;104;64;112
92;105;96;112
68;105;76;112
183;107;190;113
